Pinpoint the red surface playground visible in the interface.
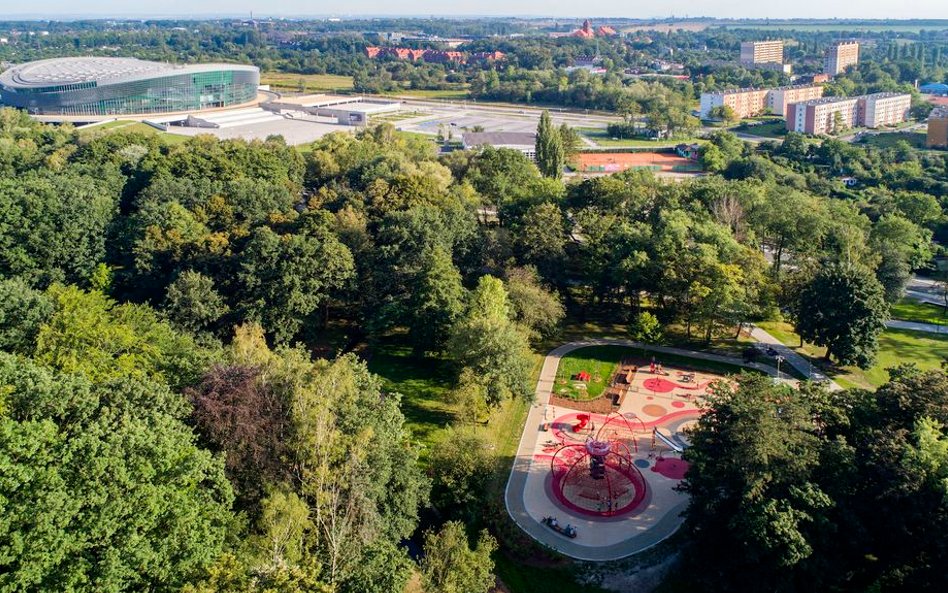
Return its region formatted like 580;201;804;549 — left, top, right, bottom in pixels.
519;354;724;551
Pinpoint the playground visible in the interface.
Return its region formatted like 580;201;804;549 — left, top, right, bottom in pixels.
507;343;733;559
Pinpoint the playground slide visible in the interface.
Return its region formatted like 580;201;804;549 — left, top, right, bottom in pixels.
653;427;684;453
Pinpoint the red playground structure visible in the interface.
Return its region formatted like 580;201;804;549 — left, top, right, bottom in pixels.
550;413;649;517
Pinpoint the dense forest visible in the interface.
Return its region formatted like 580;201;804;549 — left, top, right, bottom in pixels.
0;95;946;591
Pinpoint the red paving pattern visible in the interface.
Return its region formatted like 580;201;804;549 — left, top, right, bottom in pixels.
642;377;711;392
651;457;690;480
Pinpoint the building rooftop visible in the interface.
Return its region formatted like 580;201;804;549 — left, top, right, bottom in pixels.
794;96;861;106
0;57;257;89
930;106;948;119
463;131;536;147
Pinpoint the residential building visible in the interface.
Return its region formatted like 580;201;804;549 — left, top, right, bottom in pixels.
786;96;860;135
462;132;536;159
859;93;912;128
928;107;948;148
767;84;824;116
740;40;784;65
699;88;769;119
786;92;911;134
700;84;822;119
824;41;859;76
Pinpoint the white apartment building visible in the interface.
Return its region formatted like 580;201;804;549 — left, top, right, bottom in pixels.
786;92;911;134
859;93;912;128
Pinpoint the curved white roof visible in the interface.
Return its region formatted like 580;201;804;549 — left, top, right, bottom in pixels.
0;57;258;89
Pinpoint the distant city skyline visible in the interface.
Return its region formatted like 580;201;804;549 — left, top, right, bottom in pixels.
1;1;947;20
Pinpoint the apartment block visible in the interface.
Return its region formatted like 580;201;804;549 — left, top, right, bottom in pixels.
928;107;948;148
859;93;912;128
700;84;823;119
786;97;860;135
767;85;824;116
740;40;784;65
786;92;912;135
699;88;769;119
824;41;859;76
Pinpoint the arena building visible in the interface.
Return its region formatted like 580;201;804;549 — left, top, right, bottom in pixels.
0;57;259;116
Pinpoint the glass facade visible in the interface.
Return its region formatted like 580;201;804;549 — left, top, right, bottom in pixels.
0;67;259;116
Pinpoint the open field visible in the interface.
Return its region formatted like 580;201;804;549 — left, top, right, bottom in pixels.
891;299;948;326
260;72;354;93
756;321;948;389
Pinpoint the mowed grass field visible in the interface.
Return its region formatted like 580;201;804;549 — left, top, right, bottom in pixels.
890;299;948;326
260;72;355;93
77;120;190;145
756;321;948;389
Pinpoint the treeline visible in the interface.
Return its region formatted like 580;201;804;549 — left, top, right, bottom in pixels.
681;370;948;592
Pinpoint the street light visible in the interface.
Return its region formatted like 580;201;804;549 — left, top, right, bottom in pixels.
776;355;785;381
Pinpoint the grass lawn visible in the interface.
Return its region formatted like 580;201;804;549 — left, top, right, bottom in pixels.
260;72;354;93
78;120;191;145
756;321;948;389
735;120;787;138
576;127;703;148
859;131;928;150
364;341;456;460
890;299;947;326
554;345;630;399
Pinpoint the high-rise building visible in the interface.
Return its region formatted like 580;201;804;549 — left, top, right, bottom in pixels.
928;107;948;148
824;41;859;76
740;40;784;65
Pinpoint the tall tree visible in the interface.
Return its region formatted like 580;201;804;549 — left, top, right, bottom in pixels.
794;263;889;368
535;110;565;179
447;276;534;406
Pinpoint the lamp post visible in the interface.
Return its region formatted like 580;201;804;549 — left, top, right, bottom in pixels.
776;355;785;381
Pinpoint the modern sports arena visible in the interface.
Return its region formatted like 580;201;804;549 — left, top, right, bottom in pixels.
0;57;259;116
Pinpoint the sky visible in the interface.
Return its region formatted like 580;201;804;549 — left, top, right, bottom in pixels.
2;1;947;20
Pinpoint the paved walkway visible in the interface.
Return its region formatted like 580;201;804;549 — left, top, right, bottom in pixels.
886;319;948;334
504;339;778;561
746;325;842;391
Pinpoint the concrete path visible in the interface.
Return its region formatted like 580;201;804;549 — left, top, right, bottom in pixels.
886;319;948;334
504;339;778;561
746;325;841;391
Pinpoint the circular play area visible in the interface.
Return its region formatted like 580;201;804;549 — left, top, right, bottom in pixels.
548;413;650;517
506;342;735;560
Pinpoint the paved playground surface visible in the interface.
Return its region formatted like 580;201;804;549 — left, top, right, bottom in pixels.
506;341;752;560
